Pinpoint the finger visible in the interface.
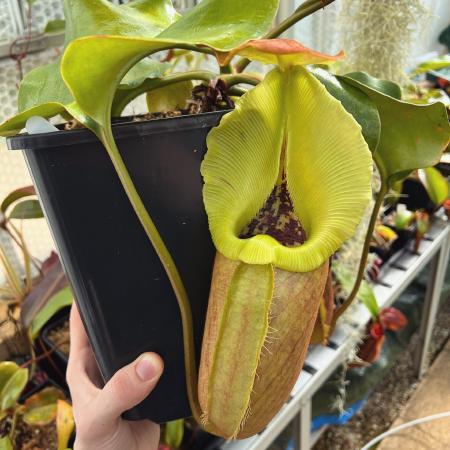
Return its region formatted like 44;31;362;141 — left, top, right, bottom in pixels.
69;302;90;353
93;353;164;424
67;303;100;401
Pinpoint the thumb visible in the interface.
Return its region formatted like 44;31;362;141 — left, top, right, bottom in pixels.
95;352;164;422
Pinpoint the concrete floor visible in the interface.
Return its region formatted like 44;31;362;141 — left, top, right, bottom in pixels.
377;338;450;450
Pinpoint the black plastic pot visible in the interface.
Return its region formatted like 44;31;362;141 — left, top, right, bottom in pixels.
401;178;435;213
35;309;70;393
7;111;229;423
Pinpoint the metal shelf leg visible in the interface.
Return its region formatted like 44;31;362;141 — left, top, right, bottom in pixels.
293;399;312;450
414;233;450;378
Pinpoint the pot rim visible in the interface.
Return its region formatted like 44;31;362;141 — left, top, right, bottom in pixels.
7;110;231;151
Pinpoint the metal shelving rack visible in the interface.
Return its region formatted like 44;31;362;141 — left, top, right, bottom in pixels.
221;219;450;450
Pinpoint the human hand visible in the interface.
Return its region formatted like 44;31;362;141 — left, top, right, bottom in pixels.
67;303;164;450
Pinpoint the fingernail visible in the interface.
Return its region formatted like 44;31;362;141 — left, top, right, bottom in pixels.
136;354;162;382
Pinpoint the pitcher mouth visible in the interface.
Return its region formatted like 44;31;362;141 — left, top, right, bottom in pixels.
240;181;307;248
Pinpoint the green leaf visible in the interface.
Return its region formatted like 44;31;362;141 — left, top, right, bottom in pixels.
21;253;67;330
395;210;414;230
146;81;193;113
24;387;65;410
418;167;449;206
0;437;13;450
164;419;184;448
0;368;28;411
111;58;171;116
45;19;66;34
201;66;372;272
120;58;170;89
412;56;450;76
8;200;44;220
0;0;179;136
23;404;57;426
310;67;380;152
61;0;279;128
333;264;379;318
0;103;66;137
0;362;19;394
343;72;402;100
1;186;36;215
30;286;73;340
357;282;380;319
18;62;75;114
158;0;278;49
341;73;450;185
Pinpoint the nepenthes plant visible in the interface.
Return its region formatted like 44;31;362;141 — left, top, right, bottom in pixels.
1;0;450;440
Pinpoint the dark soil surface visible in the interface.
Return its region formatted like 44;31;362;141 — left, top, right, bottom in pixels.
0;415;58;450
14;416;57;450
47;320;70;357
313;295;450;450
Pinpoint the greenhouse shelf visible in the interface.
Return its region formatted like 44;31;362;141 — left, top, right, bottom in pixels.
221;218;450;450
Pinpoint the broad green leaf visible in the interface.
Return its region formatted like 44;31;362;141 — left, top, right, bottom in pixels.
309;67;380;152
23;404;57;426
18;63;73;113
30;286;73;340
201;66;372;272
0;437;13;450
120;58;170;89
0;0;179;136
158;0;277;49
344;72;402;100
418;167;449;206
111;58;171;115
0;103;65;137
56;400;74;450
61;0;279;128
0;362;19;394
1;186;36;215
146;81;193;112
45;19;66;34
0;368;28;411
8;200;44;220
218;38;344;67
341;73;450;185
164;419;184;448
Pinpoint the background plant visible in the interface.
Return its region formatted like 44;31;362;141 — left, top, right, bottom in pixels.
0;361;73;450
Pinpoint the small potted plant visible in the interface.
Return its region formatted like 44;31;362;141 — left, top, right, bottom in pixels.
0;187;72;359
0;361;74;450
1;0;449;440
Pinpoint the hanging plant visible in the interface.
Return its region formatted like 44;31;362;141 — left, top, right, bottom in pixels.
338;0;431;85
